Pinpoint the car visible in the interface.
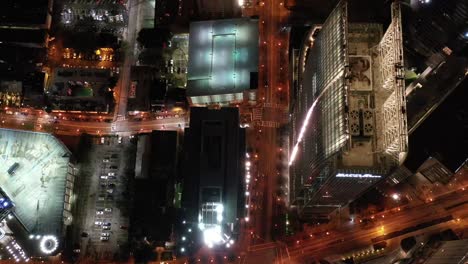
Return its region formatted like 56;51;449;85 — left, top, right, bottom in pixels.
101;232;110;237
104;208;112;213
102;225;111;230
100;175;108;179
106;195;114;201
106;188;114;194
103;222;111;226
118;137;122;144
100;236;109;241
98;195;105;201
108;172;115;176
108;176;117;180
100;137;105;144
95;221;103;226
81;232;88;237
103;159;109;163
111;154;119;159
96;210;104;215
109;166;118;170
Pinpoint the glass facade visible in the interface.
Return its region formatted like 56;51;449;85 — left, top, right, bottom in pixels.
291;0;348;205
290;1;407;218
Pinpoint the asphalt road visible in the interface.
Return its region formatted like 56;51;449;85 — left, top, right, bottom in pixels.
0;111;186;136
253;0;290;243
286;187;468;262
114;0;140;119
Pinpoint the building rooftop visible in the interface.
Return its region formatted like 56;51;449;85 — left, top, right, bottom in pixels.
0;129;71;236
0;29;48;48
187;18;258;105
0;0;51;26
425;239;468;264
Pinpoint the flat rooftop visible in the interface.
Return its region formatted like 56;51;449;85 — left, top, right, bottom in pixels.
0;129;70;236
187;18;258;104
0;0;50;25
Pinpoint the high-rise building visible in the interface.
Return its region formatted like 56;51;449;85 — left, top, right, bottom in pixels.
289;0;408;219
186;18;259;106
182;107;245;247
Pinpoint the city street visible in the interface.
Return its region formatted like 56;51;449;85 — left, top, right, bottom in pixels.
286;186;468;262
0;111;185;136
114;0;141;119
252;0;290;243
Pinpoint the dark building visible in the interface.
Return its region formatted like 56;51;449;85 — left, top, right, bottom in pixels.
132;131;180;241
182;107;245;247
405;79;468;174
0;0;52;48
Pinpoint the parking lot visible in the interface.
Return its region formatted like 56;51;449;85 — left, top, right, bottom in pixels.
61;0;128;33
75;135;133;260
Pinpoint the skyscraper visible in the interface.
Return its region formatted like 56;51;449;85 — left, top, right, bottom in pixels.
289;0;408;219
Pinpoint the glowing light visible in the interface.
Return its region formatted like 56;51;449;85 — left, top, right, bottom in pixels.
289;73;343;166
203;226;223;246
180;247;185;252
391;193;400;200
39;235;59;254
182;236;186;241
336;173;381;178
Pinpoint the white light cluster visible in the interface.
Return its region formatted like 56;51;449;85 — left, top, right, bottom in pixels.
39;235;59;255
6;240;29;262
336;173;381;178
289;87;322;166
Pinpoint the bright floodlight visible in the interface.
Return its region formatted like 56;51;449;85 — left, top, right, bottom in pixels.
216;204;224;213
391;193;400;200
203;226;223;247
39;235;59;255
180;247;185;253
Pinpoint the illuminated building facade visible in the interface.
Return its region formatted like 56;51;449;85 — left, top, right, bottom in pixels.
187;18;259;106
0;129;75;256
182;107;245;247
289;1;408;219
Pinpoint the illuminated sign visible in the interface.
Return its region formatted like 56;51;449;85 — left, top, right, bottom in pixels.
336;173;381;178
129;81;137;98
39;235;59;254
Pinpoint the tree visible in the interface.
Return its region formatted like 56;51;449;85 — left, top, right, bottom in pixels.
138;48;164;65
137;28;173;49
